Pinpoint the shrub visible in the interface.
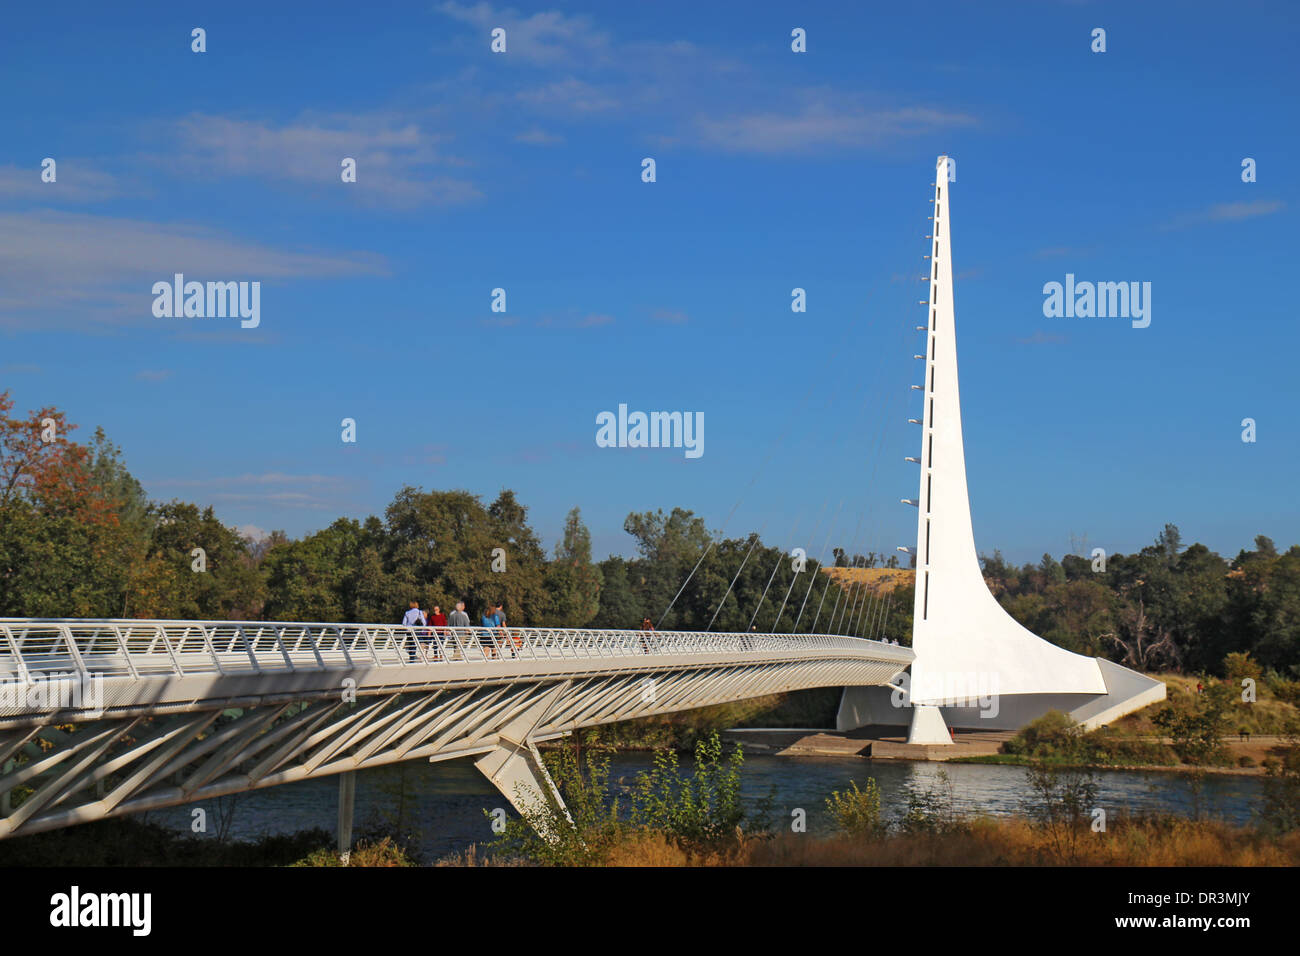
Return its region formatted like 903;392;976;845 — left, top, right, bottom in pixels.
1224;652;1262;683
1021;761;1099;863
825;779;885;838
1002;710;1093;762
631;731;768;848
1152;682;1234;765
488;731;769;865
896;769;967;835
1268;678;1300;708
1259;744;1300;835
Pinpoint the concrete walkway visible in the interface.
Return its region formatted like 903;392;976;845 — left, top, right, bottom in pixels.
724;727;1015;762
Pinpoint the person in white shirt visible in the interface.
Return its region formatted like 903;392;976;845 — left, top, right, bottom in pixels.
402;601;426;661
446;601;471;659
448;601;471;627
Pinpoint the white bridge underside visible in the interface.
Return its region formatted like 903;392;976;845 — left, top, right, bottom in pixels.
0;620;911;840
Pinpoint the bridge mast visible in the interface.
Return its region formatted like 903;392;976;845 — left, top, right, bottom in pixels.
840;156;1165;743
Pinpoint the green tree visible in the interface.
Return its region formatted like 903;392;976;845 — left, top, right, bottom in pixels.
261;518;370;621
1152;682;1235;765
540;507;603;626
622;508;712;628
590;556;643;628
826;778;885;838
142;502;261;619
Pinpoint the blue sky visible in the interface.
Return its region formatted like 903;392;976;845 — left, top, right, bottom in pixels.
1;0;1296;565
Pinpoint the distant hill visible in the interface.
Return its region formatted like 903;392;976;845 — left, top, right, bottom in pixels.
821;567;914;595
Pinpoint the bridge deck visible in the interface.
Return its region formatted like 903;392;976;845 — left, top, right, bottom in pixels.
0;619;913;839
0;619;912;724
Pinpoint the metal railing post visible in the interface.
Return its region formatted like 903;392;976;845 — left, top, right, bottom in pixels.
198;624;226;676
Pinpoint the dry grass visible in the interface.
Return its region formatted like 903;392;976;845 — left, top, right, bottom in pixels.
1111;672;1299;738
746;818;1300;867
821;567;914;594
441;818;1300;867
293;836;417;867
433;843;522;867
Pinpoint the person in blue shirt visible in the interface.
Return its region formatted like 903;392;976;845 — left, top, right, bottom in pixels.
480;606;502;659
493;602;515;655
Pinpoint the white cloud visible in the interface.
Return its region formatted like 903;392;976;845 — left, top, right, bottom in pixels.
516;78;619;113
1206;199;1285;221
153;473;357;488
0;162;121;203
1161;199;1286;230
147;473;367;512
167;112;481;207
435;5;966;160
0;210;386;329
437;2;611;65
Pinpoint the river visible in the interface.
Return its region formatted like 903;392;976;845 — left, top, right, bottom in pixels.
144;752;1267;862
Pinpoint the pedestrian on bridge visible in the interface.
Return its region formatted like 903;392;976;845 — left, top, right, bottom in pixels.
402;601;427;662
448;601;471;659
428;605;448;659
495;602;520;654
480;605;504;659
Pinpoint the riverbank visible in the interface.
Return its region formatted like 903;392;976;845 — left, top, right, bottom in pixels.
564;817;1300;866
722;726;1011;761
553;726;1287;780
727;727;1276;772
5;806;1293;867
720;727;1293;777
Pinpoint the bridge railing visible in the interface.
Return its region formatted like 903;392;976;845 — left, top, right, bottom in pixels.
0;619;906;683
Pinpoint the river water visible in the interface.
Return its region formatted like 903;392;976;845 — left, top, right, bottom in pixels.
145;753;1267;862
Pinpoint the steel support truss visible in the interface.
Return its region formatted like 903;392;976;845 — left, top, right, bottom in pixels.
0;619;910;840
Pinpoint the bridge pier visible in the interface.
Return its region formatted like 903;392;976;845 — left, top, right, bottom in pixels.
475;741;570;840
337;770;356;864
906;703;952;744
472;682;571;841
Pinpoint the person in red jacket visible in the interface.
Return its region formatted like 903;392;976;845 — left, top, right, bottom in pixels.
428;605;448;659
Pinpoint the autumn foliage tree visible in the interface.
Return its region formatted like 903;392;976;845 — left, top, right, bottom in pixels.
0;392;135;615
0;390;257;618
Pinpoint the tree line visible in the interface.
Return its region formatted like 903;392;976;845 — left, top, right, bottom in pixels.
980;523;1300;676
1;391;1295;678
